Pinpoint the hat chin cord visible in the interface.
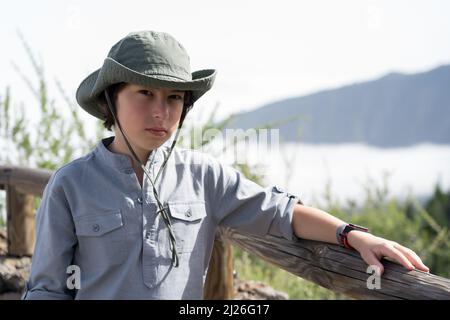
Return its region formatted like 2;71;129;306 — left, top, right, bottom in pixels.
104;88;188;268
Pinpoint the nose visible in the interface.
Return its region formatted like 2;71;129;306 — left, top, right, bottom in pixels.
151;96;169;120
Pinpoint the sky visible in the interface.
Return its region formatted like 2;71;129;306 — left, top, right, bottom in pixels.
1;0;450;127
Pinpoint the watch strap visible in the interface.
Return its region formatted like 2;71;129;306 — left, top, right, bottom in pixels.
337;223;369;249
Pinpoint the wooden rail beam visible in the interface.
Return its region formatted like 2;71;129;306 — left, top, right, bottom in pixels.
224;228;450;300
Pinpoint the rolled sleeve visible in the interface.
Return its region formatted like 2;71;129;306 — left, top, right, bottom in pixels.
22;171;77;300
267;185;304;240
207;159;304;240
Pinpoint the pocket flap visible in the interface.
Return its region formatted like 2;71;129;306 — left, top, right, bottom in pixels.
167;202;206;222
75;212;124;236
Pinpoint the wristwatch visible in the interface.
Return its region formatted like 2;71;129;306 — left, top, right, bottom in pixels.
337;223;369;250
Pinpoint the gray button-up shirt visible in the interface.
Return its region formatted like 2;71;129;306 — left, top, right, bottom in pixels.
22;136;302;300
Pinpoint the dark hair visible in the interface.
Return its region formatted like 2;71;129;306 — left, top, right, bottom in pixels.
98;83;193;131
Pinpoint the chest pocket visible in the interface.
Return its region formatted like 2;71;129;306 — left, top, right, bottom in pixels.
74;211;128;266
165;202;207;253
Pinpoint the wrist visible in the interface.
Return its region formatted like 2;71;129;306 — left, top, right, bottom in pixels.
336;223;370;250
347;230;370;251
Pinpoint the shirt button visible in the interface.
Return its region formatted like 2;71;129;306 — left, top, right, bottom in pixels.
185;209;192;218
92;224;100;232
137;197;143;204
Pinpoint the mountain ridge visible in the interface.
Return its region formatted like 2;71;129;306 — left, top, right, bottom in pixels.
227;64;450;148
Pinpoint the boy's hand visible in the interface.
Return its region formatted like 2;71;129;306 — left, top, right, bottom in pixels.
347;230;430;275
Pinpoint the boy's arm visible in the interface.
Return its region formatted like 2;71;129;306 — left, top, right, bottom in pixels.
291;203;430;275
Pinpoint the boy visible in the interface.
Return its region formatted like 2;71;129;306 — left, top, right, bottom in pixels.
23;30;429;300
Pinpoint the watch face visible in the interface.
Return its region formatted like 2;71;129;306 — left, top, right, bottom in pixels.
343;225;354;234
347;224;369;233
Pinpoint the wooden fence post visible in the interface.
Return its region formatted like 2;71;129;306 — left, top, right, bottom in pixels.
203;231;234;299
6;185;35;256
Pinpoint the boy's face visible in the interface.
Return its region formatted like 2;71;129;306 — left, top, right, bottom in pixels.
114;84;185;151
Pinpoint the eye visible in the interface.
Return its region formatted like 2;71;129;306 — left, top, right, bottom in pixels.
139;90;152;96
169;94;183;100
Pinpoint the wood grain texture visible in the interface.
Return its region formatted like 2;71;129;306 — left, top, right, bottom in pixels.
203;230;234;299
223;227;450;300
6;186;35;256
0;166;52;196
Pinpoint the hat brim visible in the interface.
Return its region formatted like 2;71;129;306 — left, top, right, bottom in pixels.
76;57;217;120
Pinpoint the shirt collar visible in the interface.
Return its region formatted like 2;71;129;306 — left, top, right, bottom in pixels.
94;136;164;172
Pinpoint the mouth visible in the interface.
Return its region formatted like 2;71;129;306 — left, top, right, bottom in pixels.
145;127;168;137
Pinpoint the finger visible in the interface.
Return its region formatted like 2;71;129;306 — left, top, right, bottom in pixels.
394;244;430;272
361;250;384;276
376;245;414;271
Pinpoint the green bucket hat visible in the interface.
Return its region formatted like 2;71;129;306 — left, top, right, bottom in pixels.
76;30;217;120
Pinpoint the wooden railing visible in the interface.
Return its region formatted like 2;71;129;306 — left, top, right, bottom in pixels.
1;165;450;299
0;166;52;256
